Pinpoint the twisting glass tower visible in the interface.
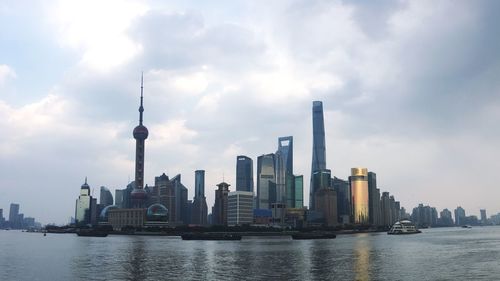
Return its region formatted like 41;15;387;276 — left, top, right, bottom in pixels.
131;74;149;208
309;101;327;210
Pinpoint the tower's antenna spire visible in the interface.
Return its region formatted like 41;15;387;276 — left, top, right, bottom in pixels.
139;72;144;125
85;176;87;184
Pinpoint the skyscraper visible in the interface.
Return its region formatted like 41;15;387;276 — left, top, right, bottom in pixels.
332;177;350;224
257;153;276;209
192;170;208;225
131;74;149;208
75;178;93;225
212;182;230;225
276;136;293;205
9;203;19;228
350;168;369;224
100;186;114;207
480;209;487;224
294;175;304;208
236;156;253;192
454;206;466;226
310;101;327;209
368;172;381;226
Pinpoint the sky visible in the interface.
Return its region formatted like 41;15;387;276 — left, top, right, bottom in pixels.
1;0;499;224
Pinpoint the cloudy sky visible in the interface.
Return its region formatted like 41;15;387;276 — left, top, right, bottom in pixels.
1;0;499;224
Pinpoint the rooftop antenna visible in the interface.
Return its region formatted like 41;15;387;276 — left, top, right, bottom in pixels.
139;71;144;125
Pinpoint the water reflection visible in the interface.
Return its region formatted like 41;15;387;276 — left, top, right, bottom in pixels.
353;234;372;281
123;238;147;281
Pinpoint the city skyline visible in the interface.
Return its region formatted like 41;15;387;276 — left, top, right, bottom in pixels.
1;1;500;224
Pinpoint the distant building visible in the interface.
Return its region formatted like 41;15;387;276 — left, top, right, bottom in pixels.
75;178;95;225
9;203;20;229
332;177;350;224
276;136;293;205
100;186;114;207
115;190;124;208
108;208;146;231
227;191;253;226
480;209;487;224
314;188;338;227
212;182;230;225
191;170;208;225
380;192;391;226
0;209;4;227
257;153;276;209
236;156;253;192
310;101;327;209
293;175;304;208
311;170;331;210
349;168;369;224
368;172;381;226
454;206;466;226
439;208;454;226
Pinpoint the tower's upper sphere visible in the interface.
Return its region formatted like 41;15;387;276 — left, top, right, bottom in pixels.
130;188;148;200
133;124;149;140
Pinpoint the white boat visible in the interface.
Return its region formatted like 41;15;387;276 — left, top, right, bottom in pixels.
387;220;422;235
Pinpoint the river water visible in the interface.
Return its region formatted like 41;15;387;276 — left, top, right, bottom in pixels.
1;226;499;280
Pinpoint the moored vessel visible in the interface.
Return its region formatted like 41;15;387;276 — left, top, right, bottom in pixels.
388;220;421;235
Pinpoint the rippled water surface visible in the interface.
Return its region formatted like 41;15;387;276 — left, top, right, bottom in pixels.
1;227;500;280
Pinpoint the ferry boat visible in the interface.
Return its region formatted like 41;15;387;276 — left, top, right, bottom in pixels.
387;220;422;235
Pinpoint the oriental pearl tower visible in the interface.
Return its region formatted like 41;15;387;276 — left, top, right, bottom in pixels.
130;73;149;208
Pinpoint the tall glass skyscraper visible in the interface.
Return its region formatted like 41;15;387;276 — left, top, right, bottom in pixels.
194;170;205;199
192;170;208;225
276;136;293;204
350;168;369;224
257;153;276;209
294;175;304;208
310;101;327;210
236;156;253;192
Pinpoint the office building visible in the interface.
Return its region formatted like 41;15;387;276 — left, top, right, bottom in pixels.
257;153;276;209
100;186;114;207
314;188;338;226
9;203;20;228
439;208;454;226
75;178;94;225
380;192;391;226
192;170;208;225
368;172;381;226
227;191;253;226
454;206;466;226
480;209;487;224
310;101;327;209
212;182;230;225
332;177;350;224
276;136;293;205
349;168;369;224
294;175;304;208
0;209;4;227
130;74;149;208
311;169;331;210
236;156;253;192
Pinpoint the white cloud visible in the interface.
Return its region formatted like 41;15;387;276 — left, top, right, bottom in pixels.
0;64;16;86
51;0;148;72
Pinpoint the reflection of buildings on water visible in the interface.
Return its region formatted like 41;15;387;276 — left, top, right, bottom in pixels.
124;238;147;281
354;235;372;281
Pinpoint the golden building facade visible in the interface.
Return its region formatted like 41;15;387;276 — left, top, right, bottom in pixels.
350;168;369;224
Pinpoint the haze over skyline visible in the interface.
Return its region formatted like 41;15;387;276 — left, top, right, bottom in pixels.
1;0;499;224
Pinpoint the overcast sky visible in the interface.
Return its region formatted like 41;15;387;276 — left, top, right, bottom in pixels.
1;0;499;224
